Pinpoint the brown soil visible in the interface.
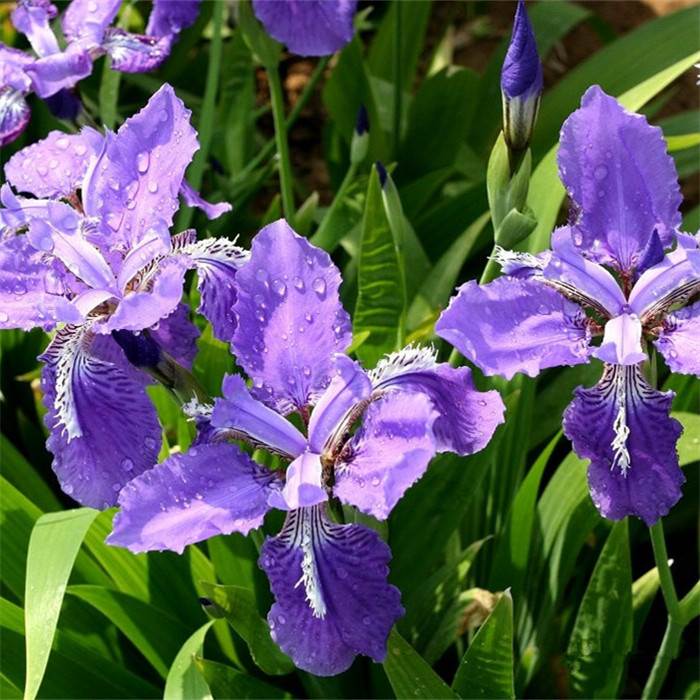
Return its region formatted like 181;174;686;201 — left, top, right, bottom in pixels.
264;1;699;214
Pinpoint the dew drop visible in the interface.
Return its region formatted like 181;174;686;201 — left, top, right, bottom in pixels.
271;278;287;297
121;458;134;471
594;164;608;180
312;277;326;298
293;276;305;291
137;151;150;173
0;311;8;323
148;181;158;193
56;137;69;150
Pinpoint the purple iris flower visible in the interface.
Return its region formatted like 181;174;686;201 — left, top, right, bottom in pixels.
0;83;243;509
500;0;542;150
252;0;357;57
108;219;505;676
437;86;700;526
0;0;200;146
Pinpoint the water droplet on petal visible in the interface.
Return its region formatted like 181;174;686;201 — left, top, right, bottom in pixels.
312;277;326;298
121;458;134;471
137;151;150;173
271;279;287;297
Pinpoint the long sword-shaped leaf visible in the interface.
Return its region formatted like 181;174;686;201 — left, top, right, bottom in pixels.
566;520;633;698
452;591;515;700
354;165;406;367
383;629;456;699
24;508;99;700
164;622;214;700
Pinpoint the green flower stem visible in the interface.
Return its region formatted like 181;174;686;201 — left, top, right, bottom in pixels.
266;64;297;228
310;162;358;251
642;520;684;699
237;57;329;182
176;0;224;232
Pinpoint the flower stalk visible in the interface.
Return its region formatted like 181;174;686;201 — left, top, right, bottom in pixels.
642;521;684;699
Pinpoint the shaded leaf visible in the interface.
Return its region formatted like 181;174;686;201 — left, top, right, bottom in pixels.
452;591;515;700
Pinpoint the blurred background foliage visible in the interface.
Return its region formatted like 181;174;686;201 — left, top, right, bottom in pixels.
1;1;698;698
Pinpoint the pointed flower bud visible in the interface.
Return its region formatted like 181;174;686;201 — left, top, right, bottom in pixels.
350;104;370;164
500;0;542;151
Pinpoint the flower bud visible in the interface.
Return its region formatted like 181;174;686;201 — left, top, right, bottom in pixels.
500;0;542;151
350;104;370;164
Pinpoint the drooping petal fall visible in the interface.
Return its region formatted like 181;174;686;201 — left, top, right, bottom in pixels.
369;346;505;456
436;277;591;380
108;442;279;554
259;506;404;676
563;363;684;525
40;328;162;509
232;219;352;415
334;391;437;520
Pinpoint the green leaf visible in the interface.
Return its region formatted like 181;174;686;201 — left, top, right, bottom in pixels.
201;583;294;676
67;585;192;678
566;520;633;698
367;1;431;89
452;591;515;700
397;66;479;183
24;508;99;700
666;133;700;151
323;37;388;159
353;166;405;367
82;509;150;601
235;0;281;68
526;49;700;254
0;435;60;512
98;59;121;130
164;622;214;700
2;598;159;699
489;432;561;593
383;629;456;699
632;566;660;643
675;412;700;467
194;657;291;699
402;537;490;665
531;5;700;157
407;212;490;332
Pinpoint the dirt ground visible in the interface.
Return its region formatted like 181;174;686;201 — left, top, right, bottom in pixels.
265;0;699;212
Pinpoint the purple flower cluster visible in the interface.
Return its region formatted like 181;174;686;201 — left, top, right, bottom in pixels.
1;0;200;145
0;83;242;509
107;219;505;675
438;86;699;526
